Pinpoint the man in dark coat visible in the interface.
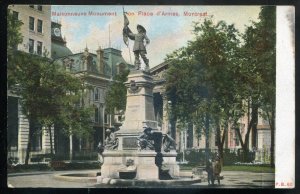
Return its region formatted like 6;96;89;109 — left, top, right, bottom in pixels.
206;159;213;185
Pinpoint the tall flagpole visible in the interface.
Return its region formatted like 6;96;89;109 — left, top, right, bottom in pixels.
128;41;132;65
109;24;111;48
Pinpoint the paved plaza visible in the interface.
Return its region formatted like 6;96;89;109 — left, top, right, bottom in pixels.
7;169;274;188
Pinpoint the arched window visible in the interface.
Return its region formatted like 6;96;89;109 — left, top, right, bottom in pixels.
94;88;100;101
117;63;126;74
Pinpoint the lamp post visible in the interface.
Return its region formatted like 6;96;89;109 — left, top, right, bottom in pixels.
181;130;187;163
167;100;172;134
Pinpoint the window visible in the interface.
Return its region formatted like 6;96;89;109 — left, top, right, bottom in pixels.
234;130;239;146
37;41;42;55
29;39;34;53
95;108;99;123
30;120;42;151
29;16;34;31
37;5;43;11
94;88;99;101
37;19;43;33
118;63;126;74
104;114;109;124
12;11;19;20
118;115;122;122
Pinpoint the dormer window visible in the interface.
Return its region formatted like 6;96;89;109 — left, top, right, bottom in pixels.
117;63;126;74
37;5;43;11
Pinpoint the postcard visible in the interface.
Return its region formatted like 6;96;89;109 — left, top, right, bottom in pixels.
6;4;294;189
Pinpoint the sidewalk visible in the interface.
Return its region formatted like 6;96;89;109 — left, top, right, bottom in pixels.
7;169;275;188
8;169;98;188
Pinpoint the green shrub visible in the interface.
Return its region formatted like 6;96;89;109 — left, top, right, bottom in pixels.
7;163;51;173
223;149;239;165
184;149;206;165
66;162;100;170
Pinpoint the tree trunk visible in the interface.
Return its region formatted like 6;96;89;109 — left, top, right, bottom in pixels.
267;108;275;168
235;102;258;162
251;104;258;149
215;117;221;155
24;122;33;165
205;113;210;162
220;125;227;165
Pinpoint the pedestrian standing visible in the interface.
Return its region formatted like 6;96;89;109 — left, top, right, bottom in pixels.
206;159;213;185
212;157;222;185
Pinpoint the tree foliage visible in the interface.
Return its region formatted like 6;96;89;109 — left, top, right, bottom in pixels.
7;9;23;88
7;9;94;163
105;69;129;114
241;6;276;166
165;18;243;159
165;6;275;164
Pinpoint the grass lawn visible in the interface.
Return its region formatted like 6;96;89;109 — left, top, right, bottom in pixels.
179;164;275;173
222;165;275;173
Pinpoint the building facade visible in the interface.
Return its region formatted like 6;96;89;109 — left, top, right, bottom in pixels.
7;5;53;164
52;43;129;160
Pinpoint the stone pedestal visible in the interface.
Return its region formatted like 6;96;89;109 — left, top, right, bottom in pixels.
162;150;180;177
116;70;158;151
100;150;159;180
120;70;158;133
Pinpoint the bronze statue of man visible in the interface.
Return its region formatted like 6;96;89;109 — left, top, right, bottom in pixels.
123;24;150;71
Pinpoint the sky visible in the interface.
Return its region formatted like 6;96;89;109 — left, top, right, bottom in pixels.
51;5;261;68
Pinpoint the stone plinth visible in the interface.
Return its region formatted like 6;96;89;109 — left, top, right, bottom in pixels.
136;151;159;179
100;150;159;180
162;150;180;177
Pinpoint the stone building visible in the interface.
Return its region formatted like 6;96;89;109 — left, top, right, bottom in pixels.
53;51;129;159
7;5;52;164
50;20;130;160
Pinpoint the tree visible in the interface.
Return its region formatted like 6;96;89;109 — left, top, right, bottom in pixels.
33;61;94;156
241;6;276;166
7;9;94;164
105;69;129;114
165;7;275;166
165;18;243;163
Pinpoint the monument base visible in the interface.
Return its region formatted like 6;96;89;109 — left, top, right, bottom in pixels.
99;70;179;183
100;150;159;180
100;149;180;182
